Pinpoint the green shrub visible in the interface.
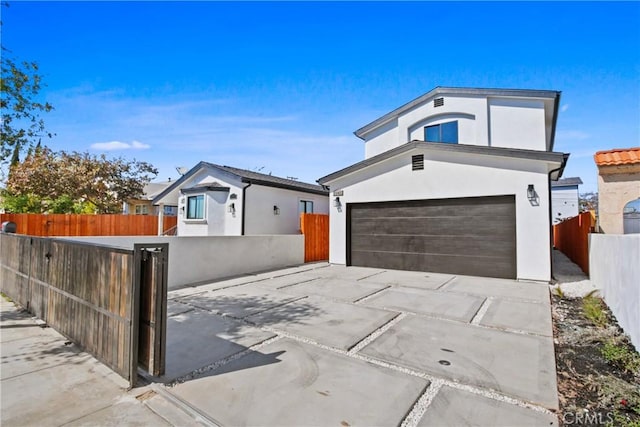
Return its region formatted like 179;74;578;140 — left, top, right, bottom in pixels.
582;291;608;328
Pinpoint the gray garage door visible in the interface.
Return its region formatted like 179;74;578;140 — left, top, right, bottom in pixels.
348;195;517;279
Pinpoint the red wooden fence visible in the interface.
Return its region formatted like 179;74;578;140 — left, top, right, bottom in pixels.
553;211;596;275
300;213;329;262
0;213;177;237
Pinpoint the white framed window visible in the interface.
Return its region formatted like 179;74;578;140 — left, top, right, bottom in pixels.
299;200;314;214
186;195;205;219
425;120;458;143
134;204;149;215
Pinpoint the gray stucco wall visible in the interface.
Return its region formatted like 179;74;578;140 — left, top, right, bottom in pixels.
61;235;304;289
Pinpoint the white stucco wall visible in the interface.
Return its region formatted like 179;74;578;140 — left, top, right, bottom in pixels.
176;168;244;237
325;149;553;281
362;94;548;158
589;234;640;350
551;186;580;224
172;167;328;237
488;98;546;151
59;235;305;290
244;185;329;235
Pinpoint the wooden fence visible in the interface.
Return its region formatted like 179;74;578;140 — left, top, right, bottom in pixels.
553;211;596;275
0;233;168;385
300;213;329;262
0;213;177;237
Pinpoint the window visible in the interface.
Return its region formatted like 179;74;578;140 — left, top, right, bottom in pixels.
134;204;149;215
299;200;314;214
186;195;204;219
163;205;178;216
425;121;458;143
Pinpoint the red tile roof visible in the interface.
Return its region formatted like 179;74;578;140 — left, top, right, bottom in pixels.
594;147;640;166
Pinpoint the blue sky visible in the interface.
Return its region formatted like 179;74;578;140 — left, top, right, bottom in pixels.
2;1;639;193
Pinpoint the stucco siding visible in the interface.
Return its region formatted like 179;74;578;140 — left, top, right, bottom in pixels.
598;171;640;234
177;167;244;236
590;234;640;349
488;98;546;151
363;95;548;159
244;185;329;235
326;150;552;281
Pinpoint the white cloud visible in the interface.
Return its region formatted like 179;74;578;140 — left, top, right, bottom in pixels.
561;104;569;112
90;140;151;151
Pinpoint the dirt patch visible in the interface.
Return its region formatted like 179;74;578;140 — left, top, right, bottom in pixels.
552;294;640;426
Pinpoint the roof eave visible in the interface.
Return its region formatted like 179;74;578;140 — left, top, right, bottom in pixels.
151;161;210;205
318;141;568;185
241;177;329;196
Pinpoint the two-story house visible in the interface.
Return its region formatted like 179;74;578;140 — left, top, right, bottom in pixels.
318;87;569;282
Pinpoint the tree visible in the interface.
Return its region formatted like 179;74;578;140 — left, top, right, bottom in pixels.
579;192;598;213
2;148;158;214
1;49;54;166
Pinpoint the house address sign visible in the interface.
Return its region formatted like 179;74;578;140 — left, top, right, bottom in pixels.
333;190;344;196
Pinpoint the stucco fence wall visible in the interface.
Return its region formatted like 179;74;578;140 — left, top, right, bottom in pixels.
589;234;640;350
61;235;304;290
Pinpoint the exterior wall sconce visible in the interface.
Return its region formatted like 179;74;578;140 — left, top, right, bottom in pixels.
273;205;280;215
333;197;341;208
228;203;236;214
527;184;536;201
230;193;238;200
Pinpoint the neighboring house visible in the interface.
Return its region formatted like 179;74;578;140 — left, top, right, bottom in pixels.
123;181;177;216
153;162;329;236
551;177;582;224
594;147;640;234
318;87;568;282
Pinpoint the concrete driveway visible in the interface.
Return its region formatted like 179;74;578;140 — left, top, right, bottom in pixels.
156;264;559;426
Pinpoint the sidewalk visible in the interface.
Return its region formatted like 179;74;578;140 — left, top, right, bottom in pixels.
0;297;198;427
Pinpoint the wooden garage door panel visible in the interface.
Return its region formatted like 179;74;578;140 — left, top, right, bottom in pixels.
348;195;516;279
350;235;516;257
350;250;516;279
350;197;515;219
351;216;515;238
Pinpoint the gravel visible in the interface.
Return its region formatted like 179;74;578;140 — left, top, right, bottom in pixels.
550;249;599;298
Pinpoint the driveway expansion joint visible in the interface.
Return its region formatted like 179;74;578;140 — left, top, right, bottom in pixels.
435;276;457;290
470;297;492;324
348;312;406;354
149;384;221;427
400;379;444;427
167;335;283;386
351;285;392;303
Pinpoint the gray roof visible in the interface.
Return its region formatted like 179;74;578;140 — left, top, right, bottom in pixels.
354;86;561;150
210;163;328;195
551;177;583;187
152;161;328;204
318;141;569;184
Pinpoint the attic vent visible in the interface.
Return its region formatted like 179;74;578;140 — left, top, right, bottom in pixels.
434;97;444;107
412;154;424;171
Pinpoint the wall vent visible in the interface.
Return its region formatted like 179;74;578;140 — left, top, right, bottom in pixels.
412;154;424;171
434;97;444;107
